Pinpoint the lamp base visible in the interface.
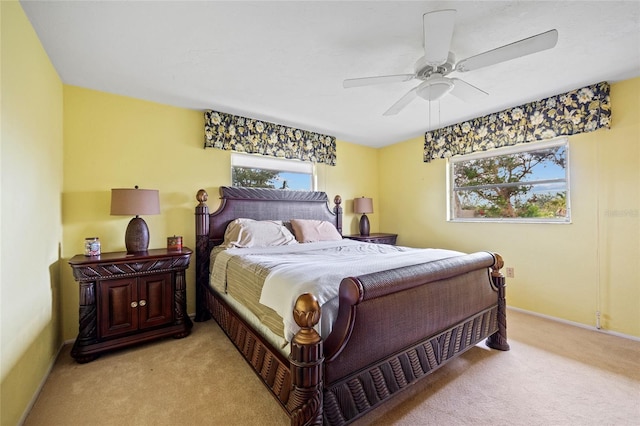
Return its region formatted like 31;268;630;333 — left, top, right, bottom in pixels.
359;214;370;236
125;216;150;253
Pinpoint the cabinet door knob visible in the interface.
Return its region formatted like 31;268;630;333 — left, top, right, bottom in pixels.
130;301;138;308
139;299;147;307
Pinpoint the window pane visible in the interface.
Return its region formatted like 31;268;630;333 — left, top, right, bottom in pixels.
450;140;569;221
232;167;312;190
230;153;315;191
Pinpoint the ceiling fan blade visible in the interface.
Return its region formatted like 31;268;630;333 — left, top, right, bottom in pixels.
383;87;418;116
449;78;489;102
423;9;457;66
343;74;415;88
456;29;558;72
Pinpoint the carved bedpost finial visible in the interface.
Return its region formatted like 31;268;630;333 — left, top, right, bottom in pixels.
196;189;208;205
334;195;342;206
292;293;322;345
289;293;324;425
491;252;504;278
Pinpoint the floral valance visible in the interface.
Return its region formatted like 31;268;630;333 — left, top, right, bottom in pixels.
424;81;611;162
204;110;336;166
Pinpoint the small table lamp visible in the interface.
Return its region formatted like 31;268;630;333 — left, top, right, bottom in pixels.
353;196;373;236
110;186;160;253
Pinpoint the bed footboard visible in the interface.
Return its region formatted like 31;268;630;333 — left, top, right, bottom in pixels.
290;252;509;425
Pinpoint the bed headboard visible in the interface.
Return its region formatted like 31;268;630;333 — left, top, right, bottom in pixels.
196;186;342;245
194;186;342;321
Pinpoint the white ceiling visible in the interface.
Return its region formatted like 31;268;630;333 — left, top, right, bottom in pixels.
20;1;640;148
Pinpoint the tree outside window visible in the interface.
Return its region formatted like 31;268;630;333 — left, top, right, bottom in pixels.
449;139;569;222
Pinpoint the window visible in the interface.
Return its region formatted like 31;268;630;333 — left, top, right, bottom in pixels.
448;138;570;222
231;153;315;190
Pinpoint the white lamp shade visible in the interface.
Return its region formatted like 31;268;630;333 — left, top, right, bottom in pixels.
353;197;373;214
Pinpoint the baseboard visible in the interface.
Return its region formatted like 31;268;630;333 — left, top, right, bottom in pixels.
507;306;640;342
17;341;66;425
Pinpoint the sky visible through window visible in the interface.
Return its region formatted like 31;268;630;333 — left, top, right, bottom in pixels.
515;145;566;194
270;172;312;190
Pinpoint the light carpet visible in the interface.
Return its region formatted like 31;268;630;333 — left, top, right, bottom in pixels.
23;309;640;425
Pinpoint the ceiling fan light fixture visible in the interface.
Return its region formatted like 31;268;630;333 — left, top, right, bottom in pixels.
343;10;559;115
416;78;454;101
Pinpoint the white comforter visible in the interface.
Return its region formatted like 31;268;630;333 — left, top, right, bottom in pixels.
211;240;464;341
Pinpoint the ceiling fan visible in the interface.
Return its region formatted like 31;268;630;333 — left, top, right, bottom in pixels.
343;9;558;116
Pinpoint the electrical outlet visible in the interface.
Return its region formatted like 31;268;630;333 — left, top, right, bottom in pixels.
506;267;515;278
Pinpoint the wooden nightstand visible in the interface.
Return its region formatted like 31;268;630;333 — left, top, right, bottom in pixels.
68;248;193;363
343;233;398;245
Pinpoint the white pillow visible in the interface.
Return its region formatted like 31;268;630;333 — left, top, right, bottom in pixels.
290;219;342;243
221;218;297;248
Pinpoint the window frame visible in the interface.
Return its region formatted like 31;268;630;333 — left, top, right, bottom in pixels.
447;137;571;224
230;153;316;191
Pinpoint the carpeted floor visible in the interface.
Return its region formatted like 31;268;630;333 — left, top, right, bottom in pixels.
23;309;640;425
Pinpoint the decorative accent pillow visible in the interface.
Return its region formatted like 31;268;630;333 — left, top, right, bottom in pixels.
290;219;342;243
222;218;297;248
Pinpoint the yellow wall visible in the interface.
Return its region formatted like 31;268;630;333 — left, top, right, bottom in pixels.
1;2;64;424
61;85;379;340
317;141;380;235
378;78;640;337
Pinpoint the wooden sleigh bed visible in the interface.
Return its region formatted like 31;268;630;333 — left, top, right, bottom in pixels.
194;186;509;425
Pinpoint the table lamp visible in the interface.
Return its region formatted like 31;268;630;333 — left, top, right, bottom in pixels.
110;186;160;253
353;196;373;236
